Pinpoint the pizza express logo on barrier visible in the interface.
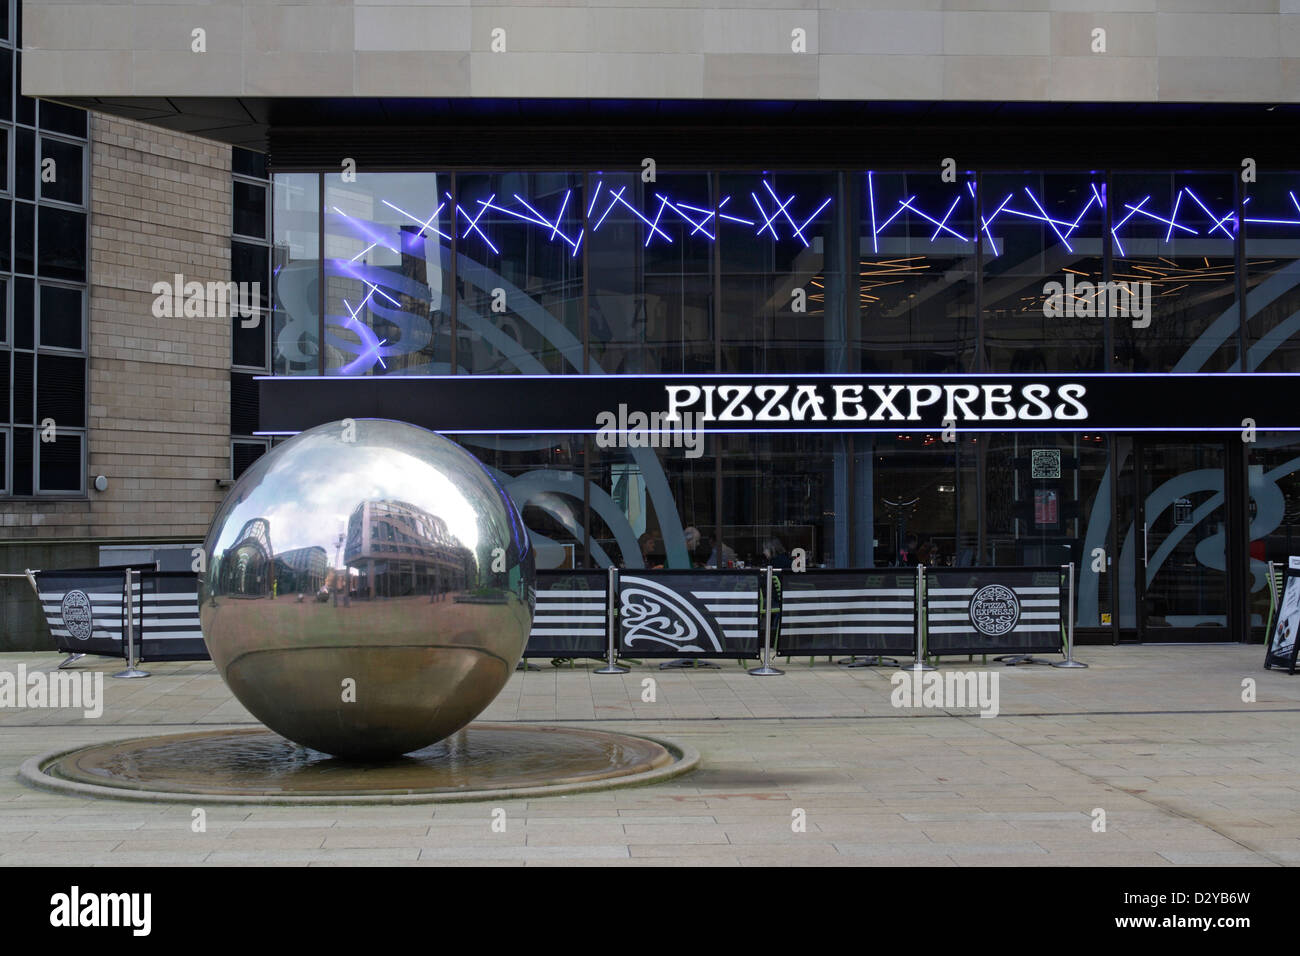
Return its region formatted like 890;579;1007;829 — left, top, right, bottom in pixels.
969;584;1021;637
661;382;1089;424
59;590;94;641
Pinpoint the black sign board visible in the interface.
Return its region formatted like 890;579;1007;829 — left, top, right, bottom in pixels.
138;572;208;662
1265;557;1300;673
925;566;1064;656
260;373;1300;435
525;569;608;660
618;569;761;659
777;569;917;657
34;569;131;659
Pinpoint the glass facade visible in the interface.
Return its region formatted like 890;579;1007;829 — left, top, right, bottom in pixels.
0;0;88;497
263;165;1300;638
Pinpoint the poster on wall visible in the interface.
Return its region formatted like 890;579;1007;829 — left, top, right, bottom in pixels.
1265;556;1300;673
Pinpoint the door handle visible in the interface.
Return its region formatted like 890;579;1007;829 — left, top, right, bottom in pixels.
1142;521;1149;568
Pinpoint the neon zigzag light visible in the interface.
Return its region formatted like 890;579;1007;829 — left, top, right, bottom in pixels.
862;176;1238;258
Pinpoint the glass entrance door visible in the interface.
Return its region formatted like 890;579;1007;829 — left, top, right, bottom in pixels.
1120;439;1232;642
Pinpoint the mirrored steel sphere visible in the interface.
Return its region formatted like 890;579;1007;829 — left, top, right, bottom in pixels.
200;419;534;759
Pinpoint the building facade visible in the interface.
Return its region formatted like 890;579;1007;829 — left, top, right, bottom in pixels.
15;0;1300;647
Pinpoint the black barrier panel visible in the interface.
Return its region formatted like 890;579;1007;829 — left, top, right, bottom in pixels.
777;570;917;657
925;566;1065;656
618;569;761;659
1265;561;1300;673
139;572;209;662
525;570;608;660
34;569;129;659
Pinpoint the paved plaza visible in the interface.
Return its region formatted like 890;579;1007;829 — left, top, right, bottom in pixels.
1;645;1298;866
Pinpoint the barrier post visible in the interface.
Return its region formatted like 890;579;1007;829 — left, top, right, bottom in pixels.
113;568;150;679
749;566;783;676
901;563;934;672
1053;561;1088;669
594;565;628;675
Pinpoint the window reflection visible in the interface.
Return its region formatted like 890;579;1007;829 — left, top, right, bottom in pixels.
858;171;976;373
719;171;843;373
1111;172;1237;372
324;172;451;376
456;172;583;374
587;171;713;374
982;172;1105;372
272;172;320;375
1245;173;1300;372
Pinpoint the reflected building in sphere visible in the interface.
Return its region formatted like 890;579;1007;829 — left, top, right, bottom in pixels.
274;545;328;597
344;499;476;600
218;518;274;599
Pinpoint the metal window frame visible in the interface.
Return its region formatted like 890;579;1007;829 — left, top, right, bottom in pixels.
230;435;270;481
34;277;86;355
36;130;89;211
231;173;271;244
34;423;84;496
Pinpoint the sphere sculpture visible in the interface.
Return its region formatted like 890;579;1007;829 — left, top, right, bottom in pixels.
199;419;534;759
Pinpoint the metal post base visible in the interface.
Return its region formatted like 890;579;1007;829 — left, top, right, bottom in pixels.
659;658;721;670
112;666;150;679
748;664;784;676
838;655;901;668
515;660;541;671
57;653;86;669
995;654;1054;666
594;662;629;674
900;660;935;672
1052;659;1089;668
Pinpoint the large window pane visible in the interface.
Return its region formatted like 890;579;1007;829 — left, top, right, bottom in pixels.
858;170;977;373
585;436;714;570
231;240;269;368
1244;172;1300;372
38;284;82;351
1111;172;1237;372
37;430;82;493
272;172;320;375
36;353;86;428
324;172;451;375
982;171;1105;371
456;171;582;374
587;171;713;374
39;138;82;206
233;179;268;240
719;171;844;373
721;434;845;569
1247;433;1300;633
37;205;86;281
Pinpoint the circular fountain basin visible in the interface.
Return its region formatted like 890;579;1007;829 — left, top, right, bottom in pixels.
21;724;698;805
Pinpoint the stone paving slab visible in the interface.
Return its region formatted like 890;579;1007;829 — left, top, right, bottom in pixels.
0;645;1297;865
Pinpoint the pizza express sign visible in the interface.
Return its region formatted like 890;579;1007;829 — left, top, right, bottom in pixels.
257;373;1300;435
659;381;1086;424
969;584;1021;638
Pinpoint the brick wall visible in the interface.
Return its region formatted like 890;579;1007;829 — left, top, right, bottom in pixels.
1;113;230;543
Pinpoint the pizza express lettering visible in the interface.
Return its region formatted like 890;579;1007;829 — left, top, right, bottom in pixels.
664;383;1087;424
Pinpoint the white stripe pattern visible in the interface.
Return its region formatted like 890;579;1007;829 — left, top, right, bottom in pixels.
692;590;759;638
781;585;917;636
531;586;606;640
